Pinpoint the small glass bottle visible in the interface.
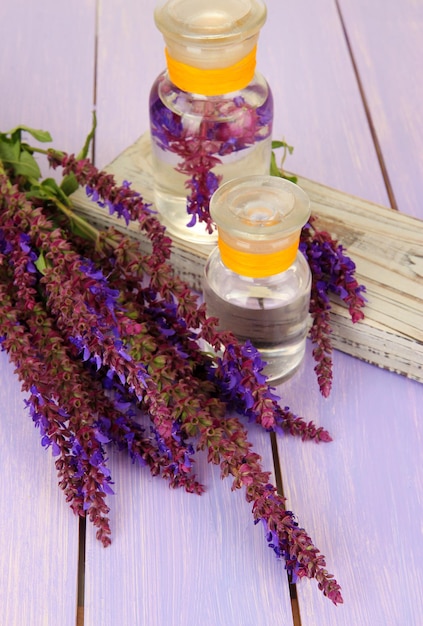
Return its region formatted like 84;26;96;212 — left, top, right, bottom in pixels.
203;176;312;383
149;0;273;244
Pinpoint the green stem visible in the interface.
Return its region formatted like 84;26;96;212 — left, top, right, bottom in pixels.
23;145;64;159
54;196;101;244
53;193;127;260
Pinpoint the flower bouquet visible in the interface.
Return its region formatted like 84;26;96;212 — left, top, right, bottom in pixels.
0;121;366;605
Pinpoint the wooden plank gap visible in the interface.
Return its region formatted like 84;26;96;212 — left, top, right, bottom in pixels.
270;432;302;626
289;583;302;626
270;431;284;496
334;0;398;210
76;516;86;626
76;607;84;626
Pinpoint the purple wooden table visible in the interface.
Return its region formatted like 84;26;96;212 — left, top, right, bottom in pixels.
1;1;422;625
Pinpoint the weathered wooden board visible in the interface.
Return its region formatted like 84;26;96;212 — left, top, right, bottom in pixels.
72;134;423;383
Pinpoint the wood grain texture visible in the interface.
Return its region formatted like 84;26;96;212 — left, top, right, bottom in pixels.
270;6;423;621
337;0;423;218
71;134;423;382
83;425;294;626
1;1;422;625
0;352;79;626
0;1;96;623
0;0;97;173
94;0;165;169
274;343;423;625
257;0;390;207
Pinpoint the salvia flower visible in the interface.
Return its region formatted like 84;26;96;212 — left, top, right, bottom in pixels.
149;87;273;231
300;217;366;397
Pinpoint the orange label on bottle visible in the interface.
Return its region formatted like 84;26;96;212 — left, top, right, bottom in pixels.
165;46;257;95
218;236;300;278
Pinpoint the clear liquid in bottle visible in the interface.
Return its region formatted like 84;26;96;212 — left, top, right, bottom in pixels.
204;247;311;382
150;0;272;243
149;73;273;243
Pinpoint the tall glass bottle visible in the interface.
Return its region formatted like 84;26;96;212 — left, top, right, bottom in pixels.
203;176;312;383
149;0;273;244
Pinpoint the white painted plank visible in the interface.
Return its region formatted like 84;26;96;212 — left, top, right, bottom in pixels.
275;343;423;625
338;0;423;218
0;352;79;626
84;425;295;626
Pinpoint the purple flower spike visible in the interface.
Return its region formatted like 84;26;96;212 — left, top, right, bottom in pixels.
149;86;273;232
300;217;366;397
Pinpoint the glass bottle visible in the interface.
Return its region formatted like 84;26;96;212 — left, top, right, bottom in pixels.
203;176;312;383
149;0;273;244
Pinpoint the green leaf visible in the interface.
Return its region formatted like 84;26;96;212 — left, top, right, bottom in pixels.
6;125;52;143
60;172;79;196
0;133;41;178
40;177;61;193
269;151;282;178
35;251;47;275
270;138;297;183
0;135;20;164
25;189;47;201
41;177;69;201
76;110;97;160
282;173;298;184
60;112;97;193
14;150;41;179
271;140;287;149
271;139;294;155
26;177;71;205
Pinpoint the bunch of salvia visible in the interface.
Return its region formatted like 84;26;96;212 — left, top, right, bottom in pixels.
0;126;366;606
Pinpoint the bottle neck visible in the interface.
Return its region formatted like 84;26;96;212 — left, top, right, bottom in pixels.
218;234;300;278
164;45;257;95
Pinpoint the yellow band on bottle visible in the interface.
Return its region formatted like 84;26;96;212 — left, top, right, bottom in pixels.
165;46;257;95
219;236;299;278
